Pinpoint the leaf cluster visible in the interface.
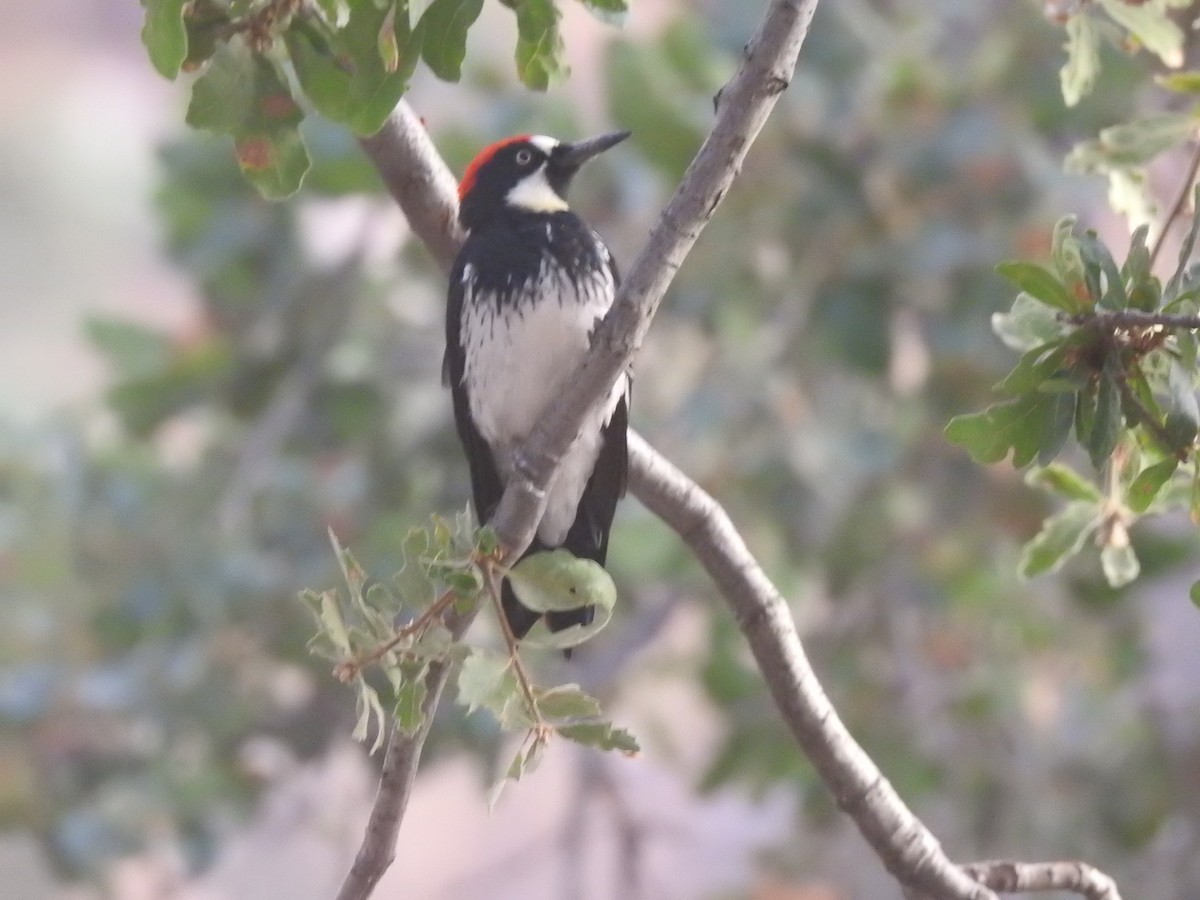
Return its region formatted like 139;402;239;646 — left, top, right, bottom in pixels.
947;207;1200;598
301;519;636;799
1055;0;1199;227
140;0;630;197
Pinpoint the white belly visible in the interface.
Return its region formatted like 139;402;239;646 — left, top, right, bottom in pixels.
460;262;626;545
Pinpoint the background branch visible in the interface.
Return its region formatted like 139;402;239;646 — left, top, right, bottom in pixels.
1149;137;1200;269
1066;309;1200;329
961;860;1121;900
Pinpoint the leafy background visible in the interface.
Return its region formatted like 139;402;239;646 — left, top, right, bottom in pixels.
3;0;1200;897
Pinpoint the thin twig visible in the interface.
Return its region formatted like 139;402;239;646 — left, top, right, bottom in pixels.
333;587;458;683
1149;137;1200;269
1065;309;1200;329
481;562;544;731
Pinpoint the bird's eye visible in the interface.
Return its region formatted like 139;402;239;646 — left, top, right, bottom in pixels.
515;149;533;165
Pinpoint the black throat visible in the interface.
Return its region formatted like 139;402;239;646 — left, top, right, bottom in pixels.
458;208;609;311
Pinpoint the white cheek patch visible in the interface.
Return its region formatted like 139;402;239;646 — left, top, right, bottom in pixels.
506;166;569;213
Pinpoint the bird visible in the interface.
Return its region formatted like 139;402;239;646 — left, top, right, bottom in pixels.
443;130;632;645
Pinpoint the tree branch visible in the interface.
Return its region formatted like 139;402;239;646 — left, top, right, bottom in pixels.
333;659;448;900
625;434;995;899
341;6;1122;900
333;609;473;900
1065;309;1200;329
961;860;1121;900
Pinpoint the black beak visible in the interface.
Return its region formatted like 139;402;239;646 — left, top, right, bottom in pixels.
552;130;632;171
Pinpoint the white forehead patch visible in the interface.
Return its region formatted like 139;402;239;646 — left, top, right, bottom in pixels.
529;135;559;154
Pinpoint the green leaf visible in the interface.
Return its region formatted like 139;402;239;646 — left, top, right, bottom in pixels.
994;261;1078;313
1157;70;1200;93
1097;114;1195;168
512;0;567;90
1124;223;1159;311
1019;501;1100;579
86;317;173;379
1051;215;1086;288
393;674;428;737
578;0;629;26
142;0;189;79
508;550;617;614
992;294;1072;352
234;129;312;199
181;0;228;71
487;733;548;810
286;26;354;123
558;721;640;755
456;649;519;716
945;391;1075;468
506;551;619;650
392;527;438;611
446;568;482;599
1105;167;1156;233
1098;0;1184;67
476;525;498;556
997;343;1069;396
1164;361;1200;451
1087;366;1123;469
535;685;603;723
1101;542;1140;588
607;40;703;180
1078;232;1128;311
186;41;311;198
1128;459;1179;513
337;0;425;135
1061;13;1101;106
354;680;389;755
1026;463;1103;502
1190;580;1200;608
418;0;484;81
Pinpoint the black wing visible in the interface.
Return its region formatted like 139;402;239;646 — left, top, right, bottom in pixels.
444;255;504;530
447;251;545;640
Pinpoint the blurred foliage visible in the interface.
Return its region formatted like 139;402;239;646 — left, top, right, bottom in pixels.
306;519;635;803
5;0;1200;895
141;0;630;195
948;212;1200;594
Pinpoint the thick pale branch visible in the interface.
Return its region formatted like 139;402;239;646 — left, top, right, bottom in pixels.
626;434;995;900
358;102;464;271
334;655;454;900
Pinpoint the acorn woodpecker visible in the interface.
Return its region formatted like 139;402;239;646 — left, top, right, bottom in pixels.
443;131;632;642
